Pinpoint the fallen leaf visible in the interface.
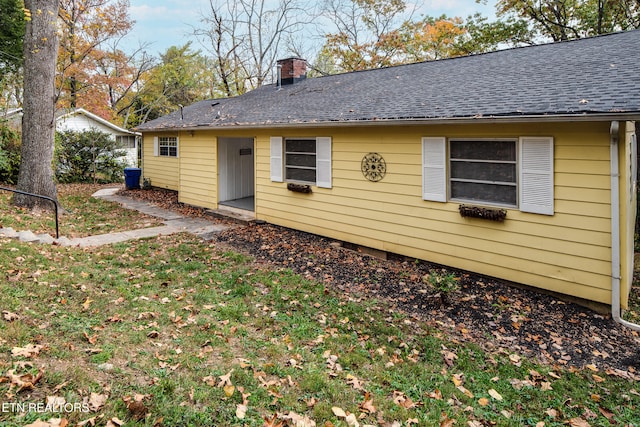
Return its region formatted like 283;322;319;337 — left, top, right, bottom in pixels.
457;385;474;399
123;395;148;421
569;418;591;427
11;344;44;358
359;393;376;414
509;354;521;364
488;389;503;401
224;384;235;397
345;413;359;427
82;298;93;310
442;350;458;366
478;397;489;406
592;374;605;383
218;369;234;387
451;373;464;386
598;406;615;422
440;412;456;427
2;310;19;321
332;407;347;418
392;391;417;408
501;410;513;419
282;411;316;427
24;420;68;427
428;389;443;400
83;332;98;345
88;392;108;411
106;418;125;427
346;374;365;391
4;368;44;392
263;414;284;427
236;403;247;419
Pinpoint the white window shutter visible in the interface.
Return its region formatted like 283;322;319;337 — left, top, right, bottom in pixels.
175;136;179;158
422;137;447;202
153;136;159;156
520;136;554;215
270;136;283;182
316;137;332;188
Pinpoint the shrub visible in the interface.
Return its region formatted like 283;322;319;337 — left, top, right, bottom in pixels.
0;124;21;184
55;129;127;183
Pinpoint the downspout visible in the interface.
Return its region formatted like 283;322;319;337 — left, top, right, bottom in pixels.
610;120;640;331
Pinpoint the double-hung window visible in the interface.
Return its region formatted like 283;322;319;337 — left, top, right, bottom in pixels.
422;136;554;215
153;136;178;157
270;136;332;188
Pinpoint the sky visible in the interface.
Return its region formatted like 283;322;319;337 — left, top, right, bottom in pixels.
122;0;498;56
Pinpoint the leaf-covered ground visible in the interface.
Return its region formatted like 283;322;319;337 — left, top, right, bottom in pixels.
0;185;161;238
122;187;640;374
213;223;640;375
1;186;639;427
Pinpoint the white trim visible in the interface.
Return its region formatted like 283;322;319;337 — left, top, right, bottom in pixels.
422;137;447;202
315;137;332;188
519;136;554;215
153;136;159;156
57;108;139;136
270;136;284;182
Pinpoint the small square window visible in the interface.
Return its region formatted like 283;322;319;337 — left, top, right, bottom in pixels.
159;137;178;157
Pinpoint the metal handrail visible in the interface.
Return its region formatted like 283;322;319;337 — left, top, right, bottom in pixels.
0;186;59;238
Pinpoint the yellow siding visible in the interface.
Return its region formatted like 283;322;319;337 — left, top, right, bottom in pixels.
254;122;617;305
178;132;217;209
141;121;634;307
141;133;179;190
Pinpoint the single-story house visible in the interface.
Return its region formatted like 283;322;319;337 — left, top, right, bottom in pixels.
2;107;139;167
56;108;139;167
135;30;640;320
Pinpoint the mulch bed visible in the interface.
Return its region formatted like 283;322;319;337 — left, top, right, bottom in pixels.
120;187;640;376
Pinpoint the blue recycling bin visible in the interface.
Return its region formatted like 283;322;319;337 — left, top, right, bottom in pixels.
124;167;142;190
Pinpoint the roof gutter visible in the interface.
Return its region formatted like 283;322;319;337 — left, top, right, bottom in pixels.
610;120;640;331
135;112;640;133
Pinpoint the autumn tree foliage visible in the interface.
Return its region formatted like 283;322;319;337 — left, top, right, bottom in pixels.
496;0;640;42
319;0;471;72
56;0;149;124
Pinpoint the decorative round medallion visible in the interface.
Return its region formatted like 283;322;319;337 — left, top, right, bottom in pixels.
361;152;386;182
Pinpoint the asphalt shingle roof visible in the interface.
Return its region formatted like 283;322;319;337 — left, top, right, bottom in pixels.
136;30;640;131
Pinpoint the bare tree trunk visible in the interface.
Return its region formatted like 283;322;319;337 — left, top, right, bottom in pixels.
14;0;59;210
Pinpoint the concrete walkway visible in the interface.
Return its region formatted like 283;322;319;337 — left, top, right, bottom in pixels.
0;188;235;247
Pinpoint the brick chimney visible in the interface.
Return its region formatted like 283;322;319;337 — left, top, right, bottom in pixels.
277;57;307;85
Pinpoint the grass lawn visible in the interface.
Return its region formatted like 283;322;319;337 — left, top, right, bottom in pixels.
0;185;639;426
0;184;161;238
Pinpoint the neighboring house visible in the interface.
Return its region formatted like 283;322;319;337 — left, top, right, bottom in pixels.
0;108;24;129
2;107;139;167
56;108;139;167
135;30;640;315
